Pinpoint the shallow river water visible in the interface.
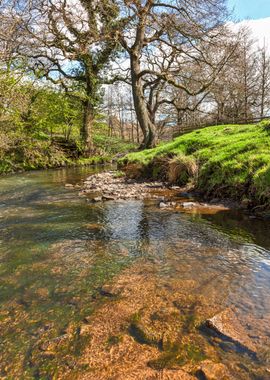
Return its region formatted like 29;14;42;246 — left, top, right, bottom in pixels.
0;167;270;379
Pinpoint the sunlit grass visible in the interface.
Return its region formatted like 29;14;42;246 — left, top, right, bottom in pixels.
120;123;270;203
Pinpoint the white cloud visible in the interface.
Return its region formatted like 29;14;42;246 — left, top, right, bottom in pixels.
238;17;270;49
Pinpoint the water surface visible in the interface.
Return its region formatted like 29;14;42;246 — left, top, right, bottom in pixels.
0;167;269;379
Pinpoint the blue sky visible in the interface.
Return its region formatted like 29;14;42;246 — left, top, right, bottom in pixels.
228;0;270;20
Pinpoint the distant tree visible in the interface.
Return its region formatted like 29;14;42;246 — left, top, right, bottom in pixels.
257;42;270;118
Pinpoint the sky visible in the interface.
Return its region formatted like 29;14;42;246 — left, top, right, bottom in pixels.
228;1;270;50
228;0;270;20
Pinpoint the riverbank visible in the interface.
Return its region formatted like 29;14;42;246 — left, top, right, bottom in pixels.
0;131;136;176
118;122;270;213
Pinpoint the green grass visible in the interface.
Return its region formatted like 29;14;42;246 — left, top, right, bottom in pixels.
120;123;270;205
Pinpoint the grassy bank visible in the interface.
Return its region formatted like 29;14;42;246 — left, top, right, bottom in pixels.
0;132;136;175
120;122;270;209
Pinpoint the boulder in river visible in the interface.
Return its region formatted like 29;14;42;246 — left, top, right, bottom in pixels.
195;360;234;380
206;308;257;356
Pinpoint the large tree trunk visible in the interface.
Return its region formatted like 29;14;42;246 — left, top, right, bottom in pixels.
82;98;94;156
130;54;157;149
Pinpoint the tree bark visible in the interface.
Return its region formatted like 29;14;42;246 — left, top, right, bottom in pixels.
130;53;157;149
82;98;94;156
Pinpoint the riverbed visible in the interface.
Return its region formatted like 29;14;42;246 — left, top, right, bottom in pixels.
0;166;270;379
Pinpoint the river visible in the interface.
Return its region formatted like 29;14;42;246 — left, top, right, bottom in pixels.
0;166;270;379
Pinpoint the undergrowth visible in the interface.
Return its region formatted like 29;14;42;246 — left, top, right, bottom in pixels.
0;131;137;175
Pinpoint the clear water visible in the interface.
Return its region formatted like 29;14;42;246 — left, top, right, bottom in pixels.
0;167;270;379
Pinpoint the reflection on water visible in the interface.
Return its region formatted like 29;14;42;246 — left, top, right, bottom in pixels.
0;167;270;379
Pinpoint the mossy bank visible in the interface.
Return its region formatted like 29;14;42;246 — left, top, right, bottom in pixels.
119;122;270;210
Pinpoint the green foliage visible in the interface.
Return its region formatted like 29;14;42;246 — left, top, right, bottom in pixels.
93;133;137;155
120;124;270;205
0;130;71;174
29;89;82;139
0;75;137;174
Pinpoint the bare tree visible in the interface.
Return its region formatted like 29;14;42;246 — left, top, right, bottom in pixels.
240;34;258;121
257;42;270;118
116;0;236;148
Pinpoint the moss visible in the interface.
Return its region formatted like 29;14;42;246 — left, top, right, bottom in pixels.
128;322;162;348
148;342;206;370
128;312;163;349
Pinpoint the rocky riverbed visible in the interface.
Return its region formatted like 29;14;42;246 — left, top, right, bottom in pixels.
77;171;231;215
78;171;170;201
35;253;270;380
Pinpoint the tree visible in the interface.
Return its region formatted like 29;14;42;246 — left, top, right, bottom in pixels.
117;0;235;148
208;30;260;124
19;0;120;154
257;42;270;118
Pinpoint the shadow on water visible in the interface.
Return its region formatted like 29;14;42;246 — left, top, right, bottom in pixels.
199;209;270;249
0;166;270;379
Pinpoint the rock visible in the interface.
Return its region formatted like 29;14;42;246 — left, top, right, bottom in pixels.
79;324;91;336
80;171;177;202
159;202;170;208
102;194;116;201
98;285;119;298
65;183;74;188
206;309;257;356
195;360;233;380
159;201;177;208
92;196;102;202
182;202;198;208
